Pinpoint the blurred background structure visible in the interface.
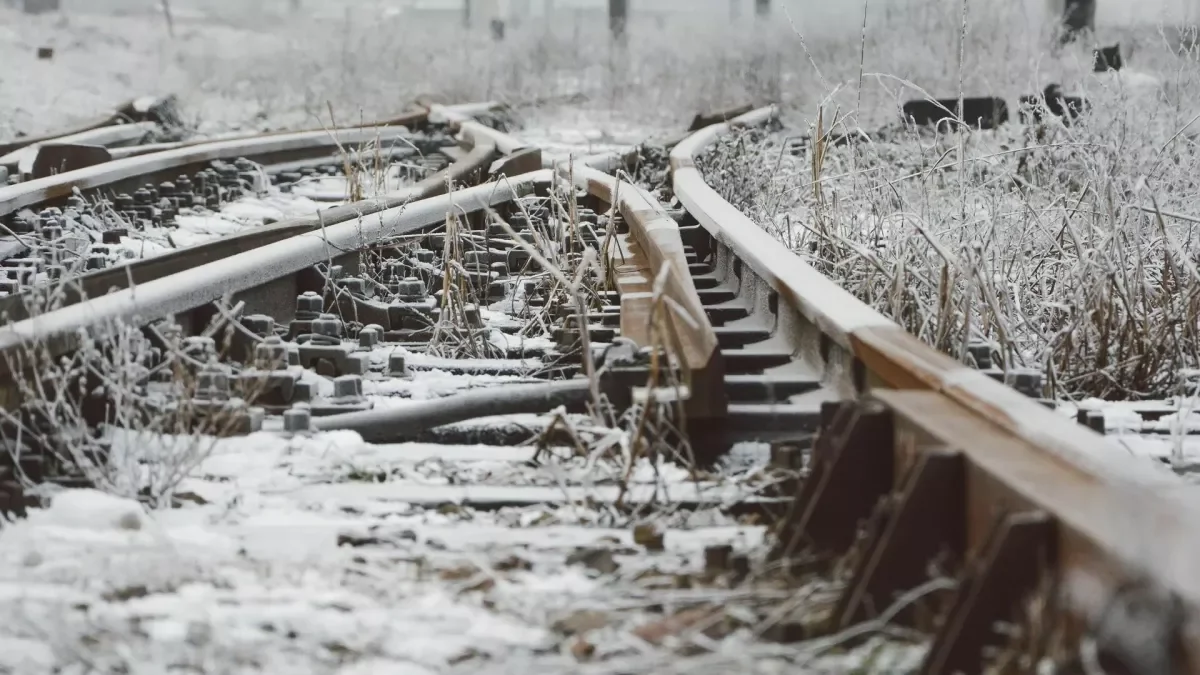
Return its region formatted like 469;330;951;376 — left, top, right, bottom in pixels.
12;0;1198;32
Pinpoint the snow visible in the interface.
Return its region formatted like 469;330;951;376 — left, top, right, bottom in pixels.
516;109;674;165
0;4;1062;670
101;190;324;261
0;422;786;671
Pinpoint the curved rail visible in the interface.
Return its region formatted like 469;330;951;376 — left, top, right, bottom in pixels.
0;121;163;179
671;108;1173;482
0;122;424;219
0;174;540;364
0;95;179;158
0;114;717;434
569;163;724;419
671;107;1200;669
0;103;505;323
431;107;721;417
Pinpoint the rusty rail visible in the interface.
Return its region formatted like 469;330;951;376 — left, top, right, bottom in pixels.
0;95;178;157
8;96;1195;669
569;163;725;421
0;122;422;219
671;107;1200;672
0;103;505;324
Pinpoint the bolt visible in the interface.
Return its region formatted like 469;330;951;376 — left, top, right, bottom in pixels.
463;304;483;328
292;380;314;401
387;353;409;377
394;277;426;301
295;291;324;318
358;325;381;349
255;336;289;370
704;545;733;573
769;443;804;471
336;277;367;297
1016;371;1043;396
507;248;532;271
966;342;992;369
343;352;370;375
633;522;664;551
243;314;276;337
283;407;312;433
183;336;217;362
333;375;363;399
311;313;344;339
196;366;231;401
464;250;491;268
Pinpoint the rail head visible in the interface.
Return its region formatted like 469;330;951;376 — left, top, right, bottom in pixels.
0;94;179;157
671;104;1177;483
671;103;1200;648
0;125;422;220
0;102;509;325
0;170;551;373
567;162;726;420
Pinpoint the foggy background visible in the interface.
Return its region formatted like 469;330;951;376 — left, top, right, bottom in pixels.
37;0;1200;29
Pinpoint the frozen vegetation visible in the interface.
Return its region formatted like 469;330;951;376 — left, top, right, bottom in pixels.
4;0;1200;671
700;3;1200;403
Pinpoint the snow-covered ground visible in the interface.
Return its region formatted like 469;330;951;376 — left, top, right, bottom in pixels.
10;1;1199;671
0;240;924;672
0;432;922;673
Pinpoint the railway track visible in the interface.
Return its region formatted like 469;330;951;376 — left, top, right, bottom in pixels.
0;100;1196;673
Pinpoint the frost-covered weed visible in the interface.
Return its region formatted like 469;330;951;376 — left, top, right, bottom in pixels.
701;4;1200;400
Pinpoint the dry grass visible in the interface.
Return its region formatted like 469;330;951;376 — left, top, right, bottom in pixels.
699;4;1200;401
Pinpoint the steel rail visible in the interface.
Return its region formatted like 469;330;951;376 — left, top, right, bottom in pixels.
0;125;419;219
0;122;162;178
566;162;725;420
0;101;481;215
0;95;177;157
92;107;441;164
671;106;1200;670
670;108;1174;484
0;121;712;437
0;103;506;324
0;172;546;374
434;104;726;419
433;106;725;419
0;99;435;178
